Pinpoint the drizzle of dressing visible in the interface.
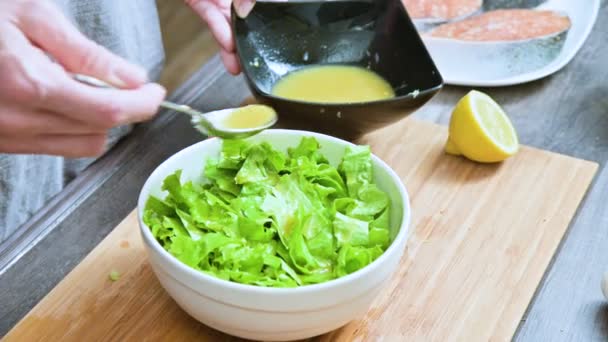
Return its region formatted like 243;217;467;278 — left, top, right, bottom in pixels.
221;105;276;130
271;65;395;104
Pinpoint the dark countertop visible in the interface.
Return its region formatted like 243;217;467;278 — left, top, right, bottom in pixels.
1;3;608;338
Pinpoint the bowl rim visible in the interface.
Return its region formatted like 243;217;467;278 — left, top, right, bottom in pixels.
137;129;411;295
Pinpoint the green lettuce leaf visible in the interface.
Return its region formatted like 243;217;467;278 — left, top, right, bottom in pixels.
336;245;384;277
333;212;369;247
204;159;240;196
288;136;328;164
218;139;248;169
339;145;373;197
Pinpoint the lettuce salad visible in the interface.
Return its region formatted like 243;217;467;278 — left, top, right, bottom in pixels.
143;137;391;287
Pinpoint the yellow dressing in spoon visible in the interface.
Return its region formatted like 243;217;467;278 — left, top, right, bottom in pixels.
221;105;277;129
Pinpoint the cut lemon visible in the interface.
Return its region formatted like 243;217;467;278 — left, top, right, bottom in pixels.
446;90;519;163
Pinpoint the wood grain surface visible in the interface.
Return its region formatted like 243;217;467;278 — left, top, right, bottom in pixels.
3;119;597;342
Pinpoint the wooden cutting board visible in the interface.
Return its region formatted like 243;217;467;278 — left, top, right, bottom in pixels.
4;119;597;342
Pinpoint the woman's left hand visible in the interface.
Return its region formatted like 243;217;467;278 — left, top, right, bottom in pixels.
186;0;255;75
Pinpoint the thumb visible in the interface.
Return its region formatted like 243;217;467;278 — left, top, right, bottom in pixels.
234;0;256;18
19;2;148;88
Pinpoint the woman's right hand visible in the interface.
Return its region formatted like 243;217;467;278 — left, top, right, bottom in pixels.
0;0;166;157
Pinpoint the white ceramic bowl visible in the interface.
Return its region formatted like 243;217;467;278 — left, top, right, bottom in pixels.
137;129;411;341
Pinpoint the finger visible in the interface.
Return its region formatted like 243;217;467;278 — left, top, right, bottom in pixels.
44;77;166;128
234;0;256;18
17;1;147;88
0;133;108;158
220;50;241;75
188;1;235;52
217;0;233;17
0;106;105;136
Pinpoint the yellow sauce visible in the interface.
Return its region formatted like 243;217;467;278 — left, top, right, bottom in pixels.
222;105;276;129
271;65;395;104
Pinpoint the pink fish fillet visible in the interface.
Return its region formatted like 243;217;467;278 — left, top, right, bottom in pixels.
427;9;572;41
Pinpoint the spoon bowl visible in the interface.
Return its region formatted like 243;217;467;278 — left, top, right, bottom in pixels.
193;106;279;139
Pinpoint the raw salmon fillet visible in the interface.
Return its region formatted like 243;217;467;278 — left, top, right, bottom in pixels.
428;9;571;41
403;0;482;20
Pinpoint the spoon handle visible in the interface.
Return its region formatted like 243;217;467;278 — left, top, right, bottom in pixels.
70;73;205;118
70;73;114;88
157;101;204;118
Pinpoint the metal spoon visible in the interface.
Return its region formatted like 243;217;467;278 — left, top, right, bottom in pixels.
71;73;278;139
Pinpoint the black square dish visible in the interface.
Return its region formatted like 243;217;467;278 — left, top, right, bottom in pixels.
232;0;443;140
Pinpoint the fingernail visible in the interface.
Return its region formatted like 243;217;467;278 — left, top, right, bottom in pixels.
132;65;149;82
106;74;128;88
110;65;148;89
234;0;255;18
151;83;167;99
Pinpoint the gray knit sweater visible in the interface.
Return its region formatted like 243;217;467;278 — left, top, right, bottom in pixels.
0;0;165;242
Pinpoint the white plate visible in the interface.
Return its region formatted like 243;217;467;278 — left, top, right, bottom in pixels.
417;0;600;87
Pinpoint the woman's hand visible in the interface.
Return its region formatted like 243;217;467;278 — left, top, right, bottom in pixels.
0;0;166;157
186;0;255;75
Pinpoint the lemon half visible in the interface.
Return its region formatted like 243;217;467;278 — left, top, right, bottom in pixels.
446;90;519;163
